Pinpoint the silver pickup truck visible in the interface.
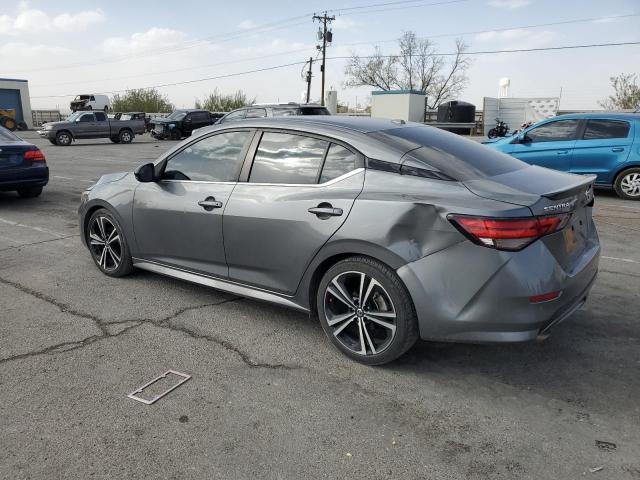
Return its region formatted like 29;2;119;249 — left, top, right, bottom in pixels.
37;111;146;146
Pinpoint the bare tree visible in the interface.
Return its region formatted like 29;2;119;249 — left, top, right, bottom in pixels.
599;73;640;111
344;32;471;109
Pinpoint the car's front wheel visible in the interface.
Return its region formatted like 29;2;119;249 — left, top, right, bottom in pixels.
317;256;418;365
614;167;640;200
87;209;133;277
55;131;72;146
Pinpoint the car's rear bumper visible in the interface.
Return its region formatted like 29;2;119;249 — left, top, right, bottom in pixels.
0;166;49;191
397;228;600;343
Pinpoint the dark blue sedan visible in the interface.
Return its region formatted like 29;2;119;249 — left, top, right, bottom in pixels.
485;113;640;200
0;126;48;198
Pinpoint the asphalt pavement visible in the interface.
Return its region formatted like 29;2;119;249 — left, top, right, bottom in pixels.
1;131;639;479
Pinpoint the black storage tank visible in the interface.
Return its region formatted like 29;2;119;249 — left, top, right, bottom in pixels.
437;100;476;123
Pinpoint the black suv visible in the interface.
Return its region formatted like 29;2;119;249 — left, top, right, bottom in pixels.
218;103;330;124
151;110;221;140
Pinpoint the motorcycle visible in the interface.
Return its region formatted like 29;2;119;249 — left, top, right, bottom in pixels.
487;118;509;139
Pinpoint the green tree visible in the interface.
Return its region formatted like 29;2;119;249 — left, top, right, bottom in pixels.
599;73;640;110
195;88;255;112
111;88;173;113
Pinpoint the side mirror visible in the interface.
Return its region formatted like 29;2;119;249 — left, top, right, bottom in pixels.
134;163;156;183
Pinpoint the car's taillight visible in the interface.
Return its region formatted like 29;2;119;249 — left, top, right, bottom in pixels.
24;149;46;162
448;214;570;251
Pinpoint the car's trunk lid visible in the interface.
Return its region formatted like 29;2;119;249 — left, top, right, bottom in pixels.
463;165;598;271
0;142;36;170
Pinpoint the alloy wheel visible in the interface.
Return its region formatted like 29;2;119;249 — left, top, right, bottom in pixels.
57;133;71;145
324;271;397;356
89;215;122;272
620;172;640;197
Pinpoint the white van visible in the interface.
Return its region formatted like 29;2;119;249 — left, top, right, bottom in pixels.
70;94;111;112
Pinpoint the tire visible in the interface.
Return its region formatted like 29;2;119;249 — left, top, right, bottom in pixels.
48;139;57;145
118;129;133;144
104;106;109;113
487;128;497;139
55;131;72;146
86;106;92;110
614;167;640;200
169;129;181;140
317;256;418;365
17;186;43;198
86;208;134;277
1;116;17;131
17;121;28;131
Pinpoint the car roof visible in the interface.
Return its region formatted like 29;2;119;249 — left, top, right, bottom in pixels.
214;116;421;133
552;112;640;121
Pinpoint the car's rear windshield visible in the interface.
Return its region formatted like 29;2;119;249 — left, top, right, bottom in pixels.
374;126;527;180
300;107;330;115
0;127;20;141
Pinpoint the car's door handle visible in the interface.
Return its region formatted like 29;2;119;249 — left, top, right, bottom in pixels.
198;196;223;211
308;205;343;218
557;150;570;155
612;147;624;152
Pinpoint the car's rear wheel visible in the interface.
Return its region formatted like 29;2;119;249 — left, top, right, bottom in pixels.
56;131;72;146
118;129;133;144
614;168;640;200
317;256;418;365
87;209;133;277
17;187;43;198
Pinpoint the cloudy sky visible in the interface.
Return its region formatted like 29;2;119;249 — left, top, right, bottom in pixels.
2;0;638;112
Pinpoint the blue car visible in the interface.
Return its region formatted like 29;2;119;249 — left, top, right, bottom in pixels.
485;113;640;200
0;126;49;198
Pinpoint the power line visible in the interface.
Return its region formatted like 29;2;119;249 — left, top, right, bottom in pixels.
30;12;640;90
339;12;640;47
31;41;640;99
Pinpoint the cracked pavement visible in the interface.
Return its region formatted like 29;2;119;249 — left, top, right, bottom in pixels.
1;132;639;479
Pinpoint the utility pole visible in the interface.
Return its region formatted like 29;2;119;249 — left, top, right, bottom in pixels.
313;12;334;106
305;57;313;104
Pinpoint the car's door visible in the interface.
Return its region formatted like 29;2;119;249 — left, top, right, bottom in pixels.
93;111;110;137
132;129;254;277
223;130;365;294
509;119;580;171
191;111;211;131
74;112;96;138
570;119;633;184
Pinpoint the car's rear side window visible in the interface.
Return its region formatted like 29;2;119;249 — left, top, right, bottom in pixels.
374;126;526;180
320;144;357;183
245;108;267;119
95;112;106;121
583;120;630;140
272;108;298;117
249;132;328;184
163;131;250;182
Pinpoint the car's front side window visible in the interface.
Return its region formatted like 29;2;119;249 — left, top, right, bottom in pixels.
80;114;95;122
249;132;328;184
582;120;630;140
525;120;579;143
162;131;251;182
222;110;246;122
319;144;357;183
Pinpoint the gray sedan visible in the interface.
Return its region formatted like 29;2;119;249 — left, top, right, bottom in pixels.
78;117;600;364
